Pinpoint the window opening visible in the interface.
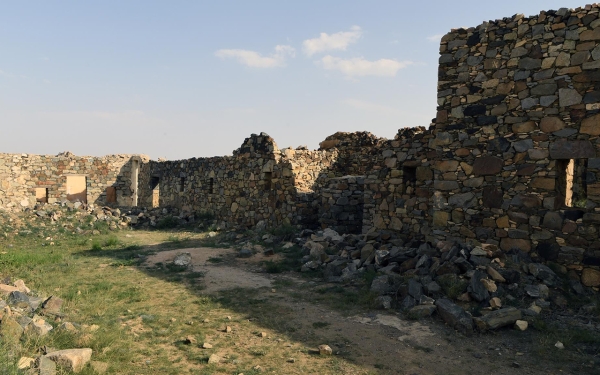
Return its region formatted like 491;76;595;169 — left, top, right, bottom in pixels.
264;172;272;191
106;186;117;203
35;188;48;203
557;159;587;208
209;178;214;194
150;176;160;208
179;177;185;192
402;166;417;194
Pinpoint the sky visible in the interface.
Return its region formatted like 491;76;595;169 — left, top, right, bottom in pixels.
0;1;590;159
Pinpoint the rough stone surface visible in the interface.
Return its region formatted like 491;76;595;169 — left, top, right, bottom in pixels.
46;348;92;373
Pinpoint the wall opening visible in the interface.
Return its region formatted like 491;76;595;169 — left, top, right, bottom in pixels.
209;178;214;194
35;188;48;203
131;159;139;207
150;176;160;208
106;186;117;203
66;175;87;203
402;166;417;194
264;172;272;191
557;159;587;208
179;177;185;193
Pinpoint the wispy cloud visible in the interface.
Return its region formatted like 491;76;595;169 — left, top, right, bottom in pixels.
0;69;14;78
215;45;295;68
303;26;362;56
319;56;412;77
426;34;444;42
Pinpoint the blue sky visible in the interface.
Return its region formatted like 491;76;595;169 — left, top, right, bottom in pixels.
0;1;589;159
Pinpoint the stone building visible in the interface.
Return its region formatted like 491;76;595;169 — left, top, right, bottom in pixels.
1;5;600;285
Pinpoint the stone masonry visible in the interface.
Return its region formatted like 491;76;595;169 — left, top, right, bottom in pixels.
1;5;600;287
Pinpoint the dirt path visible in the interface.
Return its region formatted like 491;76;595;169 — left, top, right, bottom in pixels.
144;247;595;375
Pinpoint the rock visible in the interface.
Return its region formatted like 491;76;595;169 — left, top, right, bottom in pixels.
0;316;24;342
25;316;53;336
375;296;392;309
13;279;30;293
45;349;92;373
473;307;522;331
481;279;497;293
7;291;30;308
17;357;35;370
528;263;557;286
472;156;503;176
37;356;57;375
0;284;19;295
515;320;528;331
555;341;565;350
202;342;212;349
318;344;333;355
435;299;473;335
489;297;502;309
259;332;267;338
370;275;391;295
239;248;253;258
172;253;192;268
409;305;437;318
408;279;423;299
581;268;600;287
468;271;490;302
207;354;221;364
487;267;506;283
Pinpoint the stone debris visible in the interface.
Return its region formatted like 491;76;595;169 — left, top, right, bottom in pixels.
45;348;93;373
515;320;529;331
207;354;221;364
318;344;333;355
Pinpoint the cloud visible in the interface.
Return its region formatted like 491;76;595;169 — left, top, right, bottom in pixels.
215;45;295;68
426;34;444;42
303;26;362;56
41;57;50;61
0;69;14;78
43;79;51;84
319;56;412;77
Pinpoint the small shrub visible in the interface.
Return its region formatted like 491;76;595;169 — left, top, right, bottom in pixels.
157;216;179;229
91;241;102;251
104;236;119;247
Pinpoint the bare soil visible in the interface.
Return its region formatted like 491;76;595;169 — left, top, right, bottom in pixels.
144;246;599;375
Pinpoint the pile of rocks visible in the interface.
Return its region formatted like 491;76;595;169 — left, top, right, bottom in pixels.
293;228;599;335
0;279;95;374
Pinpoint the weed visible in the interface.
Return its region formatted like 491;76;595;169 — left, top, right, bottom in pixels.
207;256;224;264
312;321;330;329
264;260;283;273
437;274;468;300
104;235;120;247
157;216;179;229
91;240;102;251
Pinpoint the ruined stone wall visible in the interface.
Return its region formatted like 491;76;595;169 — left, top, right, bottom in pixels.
319;176;365;234
432;6;600;274
0;153;146;209
137;133;339;229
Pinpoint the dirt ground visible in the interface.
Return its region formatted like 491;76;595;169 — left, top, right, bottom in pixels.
144;247;599;375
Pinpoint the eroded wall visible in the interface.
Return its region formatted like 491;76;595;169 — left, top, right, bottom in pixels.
0;152;147;209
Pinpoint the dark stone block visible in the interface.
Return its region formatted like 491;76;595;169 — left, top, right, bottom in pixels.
482;187;503;208
487;137;511;153
477;116;498;125
549;140;596;159
464;105;486;116
516;164;536;176
472;156;503;175
537;242;560;261
583;257;600;266
435;299;474;336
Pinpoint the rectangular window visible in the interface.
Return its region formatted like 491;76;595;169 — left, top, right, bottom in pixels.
106;186;117;203
264;172;272;191
150;176;160;208
402;166;417;194
66;175;87;203
35;188;48;203
209;178;214;194
557;159;587;208
179;177;185;193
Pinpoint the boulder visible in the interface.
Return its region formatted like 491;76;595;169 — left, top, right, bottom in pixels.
474;307;522;331
435;299;473;335
46;348;93;373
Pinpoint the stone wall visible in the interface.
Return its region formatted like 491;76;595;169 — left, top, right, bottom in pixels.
434;6;600;273
319;176;365;234
0;152;146;209
137;133;339;229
